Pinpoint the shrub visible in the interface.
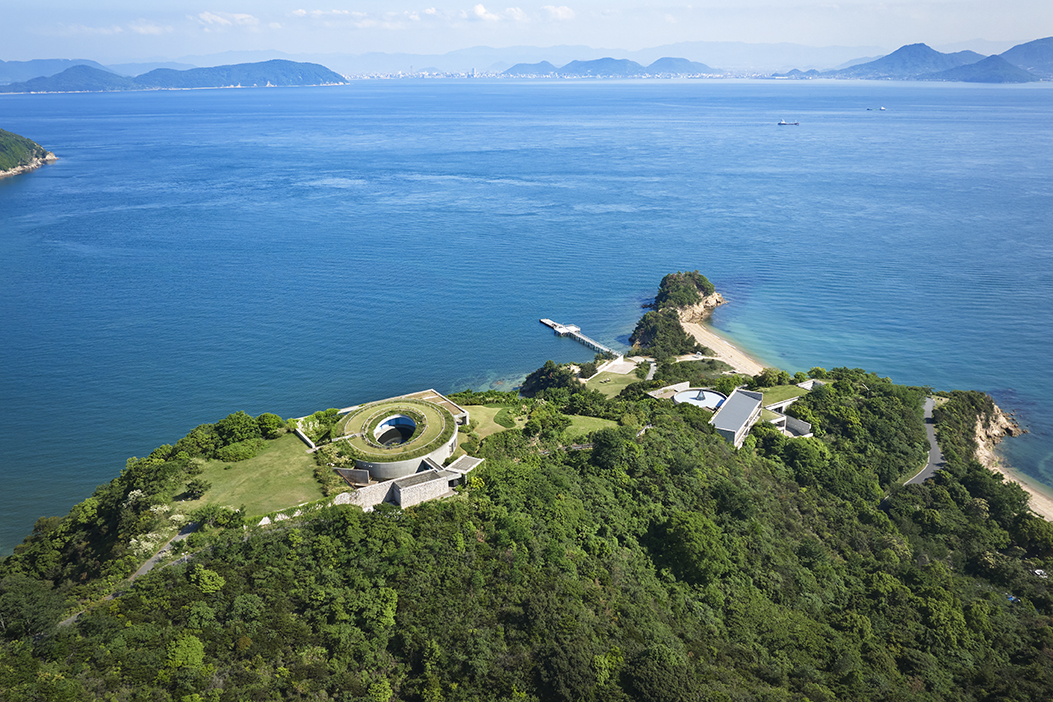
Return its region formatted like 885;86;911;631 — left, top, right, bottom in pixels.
215;438;265;462
256;412;286;439
216;410;262;445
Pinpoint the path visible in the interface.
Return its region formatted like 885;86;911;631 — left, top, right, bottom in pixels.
58;522;198;628
905;398;946;485
132;521;198;578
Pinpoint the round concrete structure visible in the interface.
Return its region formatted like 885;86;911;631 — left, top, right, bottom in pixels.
673;388;727;410
339;399;458;480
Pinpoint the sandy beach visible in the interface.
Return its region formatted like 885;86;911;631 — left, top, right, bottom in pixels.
973;409;1053;522
989;458;1053;522
681;321;766;376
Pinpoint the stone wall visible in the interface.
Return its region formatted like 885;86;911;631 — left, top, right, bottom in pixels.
395;475;453;509
332;481;395;511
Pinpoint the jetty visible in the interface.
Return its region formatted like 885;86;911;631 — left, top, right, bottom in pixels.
539;319;615;355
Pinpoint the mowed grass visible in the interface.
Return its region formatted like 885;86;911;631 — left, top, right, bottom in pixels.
566;415;618;441
341;400;453;459
184;433;323;517
585;371;641;398
463;405;526;439
760;384;810;405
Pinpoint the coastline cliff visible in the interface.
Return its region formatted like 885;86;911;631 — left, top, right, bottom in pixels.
0;128;56;178
676;291;726;324
975;402;1026;471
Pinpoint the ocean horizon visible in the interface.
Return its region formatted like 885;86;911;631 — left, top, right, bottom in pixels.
2;79;1052;554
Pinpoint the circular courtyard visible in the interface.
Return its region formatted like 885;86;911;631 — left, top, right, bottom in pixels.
338;398;458;480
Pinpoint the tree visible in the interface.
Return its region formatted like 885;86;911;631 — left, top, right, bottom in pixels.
189;564;226;594
521;360;580;398
590;427;631;471
0;575;65;639
664;512;732;586
257;412;286;439
184;479;211;500
216;410;262;446
629;308;701;361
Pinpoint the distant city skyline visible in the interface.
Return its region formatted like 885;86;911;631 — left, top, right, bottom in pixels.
3;1;1050;62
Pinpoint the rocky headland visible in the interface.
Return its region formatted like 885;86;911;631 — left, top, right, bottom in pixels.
676;291;726;324
0;128;56;178
0;150;57;179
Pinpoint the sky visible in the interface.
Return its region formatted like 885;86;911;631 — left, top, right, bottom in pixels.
2;1;1051;62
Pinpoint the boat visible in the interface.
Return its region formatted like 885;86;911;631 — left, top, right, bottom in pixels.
778;120;799;126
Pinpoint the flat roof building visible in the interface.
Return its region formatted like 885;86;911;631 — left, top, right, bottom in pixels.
710;389;763;448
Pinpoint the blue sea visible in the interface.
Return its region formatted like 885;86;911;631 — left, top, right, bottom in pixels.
2;80;1052;554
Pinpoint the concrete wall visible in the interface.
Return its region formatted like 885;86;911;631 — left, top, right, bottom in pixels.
765;398;799;413
395;476;452;509
355;430;458;480
332;481;395;511
784;415;813;437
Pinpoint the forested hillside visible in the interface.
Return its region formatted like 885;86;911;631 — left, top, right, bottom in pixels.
2;357;1052;700
0;129;51;173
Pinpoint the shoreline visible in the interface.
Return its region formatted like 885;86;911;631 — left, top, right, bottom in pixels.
997;461;1053;522
975;404;1052;521
675;292;768;376
0;151;57;179
680;320;767;377
984;443;1053;522
677;296;1052;523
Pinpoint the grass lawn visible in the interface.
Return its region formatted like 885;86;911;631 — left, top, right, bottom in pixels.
566;415;618;441
341;400;452;460
760;384;810;405
183;433;323;517
760;408;782;423
585;371;641;399
464;405;527;439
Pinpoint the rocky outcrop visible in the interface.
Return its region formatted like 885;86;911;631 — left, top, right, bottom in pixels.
974;402;1026;470
0;151;57;179
676;292;726;324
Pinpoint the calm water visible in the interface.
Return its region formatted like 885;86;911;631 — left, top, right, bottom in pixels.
2;80;1052;554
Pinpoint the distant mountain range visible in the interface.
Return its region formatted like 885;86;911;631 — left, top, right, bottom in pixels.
2;36;1050;88
0;58;113;85
775;37;1052;83
504;57;716;77
0;60;346;93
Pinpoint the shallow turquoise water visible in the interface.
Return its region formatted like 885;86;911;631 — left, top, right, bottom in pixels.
2;80;1051;553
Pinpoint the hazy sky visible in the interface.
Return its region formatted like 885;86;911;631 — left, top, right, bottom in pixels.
4;1;1051;61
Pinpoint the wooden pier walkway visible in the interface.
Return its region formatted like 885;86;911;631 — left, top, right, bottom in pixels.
539;319;615;355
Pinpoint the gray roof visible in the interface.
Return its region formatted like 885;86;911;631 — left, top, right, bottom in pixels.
448;455;484;473
710;389;763;432
393;470;445;488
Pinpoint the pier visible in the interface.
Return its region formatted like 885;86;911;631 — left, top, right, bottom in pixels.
539;318;615;355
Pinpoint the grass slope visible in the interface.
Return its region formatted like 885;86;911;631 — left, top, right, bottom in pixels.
565;414;618;440
759;384;809;405
463;405;526;439
586;371;643;398
186;433;322;517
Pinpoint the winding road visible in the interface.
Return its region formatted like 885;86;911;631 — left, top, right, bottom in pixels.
905;397;946;485
58;521;197;628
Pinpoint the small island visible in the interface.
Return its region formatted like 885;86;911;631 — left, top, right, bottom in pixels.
0;128;56;178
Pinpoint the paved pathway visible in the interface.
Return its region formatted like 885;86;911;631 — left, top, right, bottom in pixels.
131;521;198;578
905;397;946;485
58;522;198;628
